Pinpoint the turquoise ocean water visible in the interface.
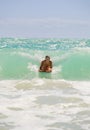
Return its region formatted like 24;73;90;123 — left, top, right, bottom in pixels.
0;38;90;80
0;38;90;130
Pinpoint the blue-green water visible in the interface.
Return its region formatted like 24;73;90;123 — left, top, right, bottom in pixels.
0;38;90;130
0;38;90;80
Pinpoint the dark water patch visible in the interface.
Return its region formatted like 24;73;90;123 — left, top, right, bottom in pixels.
0;122;15;130
35;95;83;105
46;122;84;130
0;113;8;119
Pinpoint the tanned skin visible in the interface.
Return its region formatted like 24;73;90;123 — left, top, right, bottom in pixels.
39;56;52;72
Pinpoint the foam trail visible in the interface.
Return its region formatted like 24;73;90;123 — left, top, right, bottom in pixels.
0;79;90;130
0;38;90;130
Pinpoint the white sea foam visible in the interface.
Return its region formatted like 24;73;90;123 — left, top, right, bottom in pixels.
0;38;90;129
27;63;38;72
0;79;90;130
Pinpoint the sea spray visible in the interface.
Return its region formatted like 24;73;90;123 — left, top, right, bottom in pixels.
0;38;90;80
0;38;90;130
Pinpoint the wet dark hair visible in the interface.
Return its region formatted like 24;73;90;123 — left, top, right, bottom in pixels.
45;56;50;59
